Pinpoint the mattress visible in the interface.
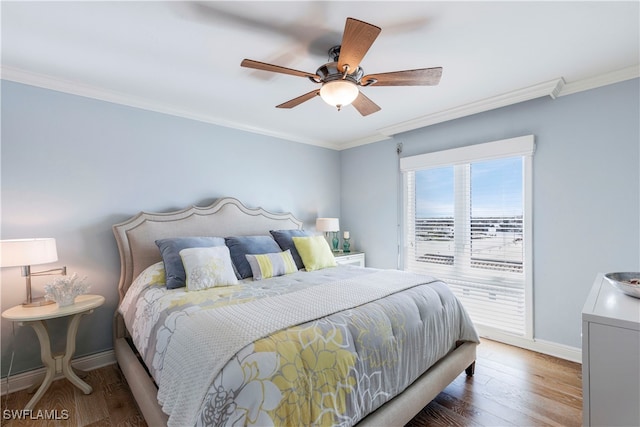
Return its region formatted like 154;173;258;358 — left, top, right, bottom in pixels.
118;263;479;426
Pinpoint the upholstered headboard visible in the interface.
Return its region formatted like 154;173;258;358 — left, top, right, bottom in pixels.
112;197;303;303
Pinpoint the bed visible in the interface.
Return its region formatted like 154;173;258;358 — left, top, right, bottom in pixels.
112;197;479;426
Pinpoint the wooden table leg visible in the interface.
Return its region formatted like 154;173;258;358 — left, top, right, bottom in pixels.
24;320;56;411
22;309;94;410
61;311;93;394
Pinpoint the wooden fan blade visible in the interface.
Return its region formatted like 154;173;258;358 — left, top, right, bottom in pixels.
241;59;319;80
276;90;320;109
338;18;381;74
351;91;381;116
362;67;443;86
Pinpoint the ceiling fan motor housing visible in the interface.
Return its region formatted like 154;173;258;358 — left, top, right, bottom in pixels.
312;62;364;85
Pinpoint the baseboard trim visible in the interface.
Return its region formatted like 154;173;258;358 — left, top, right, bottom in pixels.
529;338;582;363
477;327;582;363
0;350;115;396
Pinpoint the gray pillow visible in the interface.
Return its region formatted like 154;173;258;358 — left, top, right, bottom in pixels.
270;229;310;270
156;237;225;289
225;235;282;279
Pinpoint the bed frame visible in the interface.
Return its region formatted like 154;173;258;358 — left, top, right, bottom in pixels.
112;197;477;426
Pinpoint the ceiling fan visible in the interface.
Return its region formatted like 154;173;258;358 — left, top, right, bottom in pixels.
241;17;442;116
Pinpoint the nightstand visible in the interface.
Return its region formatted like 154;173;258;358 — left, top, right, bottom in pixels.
2;294;105;410
334;251;365;267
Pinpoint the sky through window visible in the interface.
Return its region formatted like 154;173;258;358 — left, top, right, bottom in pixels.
415;157;523;218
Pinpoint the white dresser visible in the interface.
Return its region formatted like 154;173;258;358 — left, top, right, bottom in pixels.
582;273;640;427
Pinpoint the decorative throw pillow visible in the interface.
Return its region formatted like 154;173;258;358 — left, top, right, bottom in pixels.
156;237;225;289
179;246;238;291
225;235;283;279
292;235;337;272
269;229;310;270
245;249;298;281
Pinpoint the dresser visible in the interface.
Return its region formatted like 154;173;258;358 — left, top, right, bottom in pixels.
581;273;640;427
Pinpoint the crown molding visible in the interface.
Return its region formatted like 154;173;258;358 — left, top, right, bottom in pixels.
558;65;640;97
3;64;638;151
376;78;565;138
0;65;335;150
337;133;392;150
369;65;639;144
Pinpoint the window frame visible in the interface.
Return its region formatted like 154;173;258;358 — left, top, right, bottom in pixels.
400;135;535;340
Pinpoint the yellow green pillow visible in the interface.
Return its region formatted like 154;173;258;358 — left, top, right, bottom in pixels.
292;235;337;271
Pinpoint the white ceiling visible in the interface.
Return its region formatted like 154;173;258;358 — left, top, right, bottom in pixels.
2;1;639;150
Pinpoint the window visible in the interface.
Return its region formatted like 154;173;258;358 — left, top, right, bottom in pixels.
401;136;534;339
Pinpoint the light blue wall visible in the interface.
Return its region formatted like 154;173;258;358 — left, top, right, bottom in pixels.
2;78;638;377
1;81;340;376
341;79;640;348
341;141;402;269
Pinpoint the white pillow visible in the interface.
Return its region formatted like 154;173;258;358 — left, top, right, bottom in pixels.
179;246;239;291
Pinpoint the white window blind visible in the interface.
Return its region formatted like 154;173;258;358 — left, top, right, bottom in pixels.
401;136;534;338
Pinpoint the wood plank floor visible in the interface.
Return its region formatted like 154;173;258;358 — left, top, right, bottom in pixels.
1;364;145;427
1;339;581;426
407;339;582;427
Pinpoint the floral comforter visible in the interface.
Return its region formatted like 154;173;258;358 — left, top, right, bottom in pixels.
119;263;478;426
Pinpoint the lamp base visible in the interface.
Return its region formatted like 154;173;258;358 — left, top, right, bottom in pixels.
332;232;340;252
22;297;55;308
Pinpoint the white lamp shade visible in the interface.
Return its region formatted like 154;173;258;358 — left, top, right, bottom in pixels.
320;80;359;107
316;218;340;232
0;238;58;267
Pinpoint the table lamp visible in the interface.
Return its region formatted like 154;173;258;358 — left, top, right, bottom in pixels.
1;238;67;307
316;218;340;252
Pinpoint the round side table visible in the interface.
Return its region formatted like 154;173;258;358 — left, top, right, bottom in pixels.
2;294;105;410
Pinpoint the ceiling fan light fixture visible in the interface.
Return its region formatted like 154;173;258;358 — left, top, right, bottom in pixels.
241;18;439;116
320;80;359;110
